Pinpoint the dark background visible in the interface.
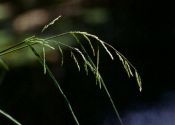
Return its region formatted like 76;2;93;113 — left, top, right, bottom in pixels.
0;0;175;125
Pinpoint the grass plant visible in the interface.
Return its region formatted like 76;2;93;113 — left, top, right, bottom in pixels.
0;17;142;125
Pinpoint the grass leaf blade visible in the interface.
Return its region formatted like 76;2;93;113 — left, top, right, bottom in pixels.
0;109;22;125
74;32;114;60
135;70;142;92
42;16;61;32
96;46;101;88
83;34;95;56
42;42;46;74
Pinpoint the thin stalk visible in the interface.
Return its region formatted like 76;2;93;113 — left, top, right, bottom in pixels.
0;42;37;57
0;41;25;55
45;64;80;125
100;78;123;125
90;61;123;125
0;109;22;125
89;58;123;125
45;32;70;40
27;43;80;125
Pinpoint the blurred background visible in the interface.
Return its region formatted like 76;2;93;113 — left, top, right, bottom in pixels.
0;0;175;125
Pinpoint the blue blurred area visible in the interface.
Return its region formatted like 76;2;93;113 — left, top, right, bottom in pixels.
0;0;175;125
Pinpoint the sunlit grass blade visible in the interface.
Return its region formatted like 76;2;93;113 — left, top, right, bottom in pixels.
71;51;80;71
96;47;101;88
116;52;133;77
135;70;142;92
125;61;133;77
116;52;123;62
42;16;61;32
74;48;93;72
102;41;142;92
0;109;22;125
116;53;131;77
42;42;46;74
72;31;114;60
82;34;95;56
41;43;55;50
123;60;133;78
25;42;80;125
